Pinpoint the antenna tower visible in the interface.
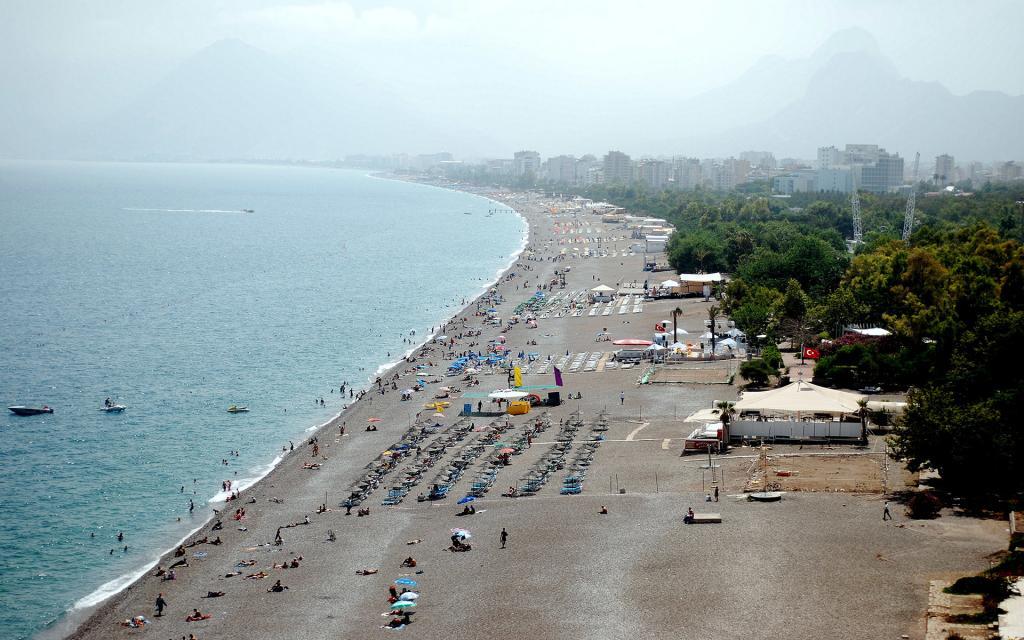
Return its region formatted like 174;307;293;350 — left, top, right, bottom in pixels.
902;152;921;242
851;178;863;245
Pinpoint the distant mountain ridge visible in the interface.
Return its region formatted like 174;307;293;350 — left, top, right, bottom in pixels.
666;28;1023;160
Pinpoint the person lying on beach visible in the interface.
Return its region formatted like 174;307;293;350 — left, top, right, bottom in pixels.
204;591;225;598
211;520;223;531
162;570;176;581
153;566;165;577
224;571;241;577
120;615;148;628
406;539;422;545
185;609;211;622
209;536;222;545
302;462;321;470
174;545;186;557
355;568;379;575
245;571;269;580
236;559;256;567
185;536;208;547
169;558;189;569
267;579;288;593
401;557;417;568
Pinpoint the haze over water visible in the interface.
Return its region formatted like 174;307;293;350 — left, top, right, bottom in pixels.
0;161;526;639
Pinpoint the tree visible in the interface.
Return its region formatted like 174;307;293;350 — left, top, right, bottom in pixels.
707;304;720;358
739;359;776;388
781;279;807;322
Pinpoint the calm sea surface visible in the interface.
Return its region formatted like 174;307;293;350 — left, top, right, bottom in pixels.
0;161;526;639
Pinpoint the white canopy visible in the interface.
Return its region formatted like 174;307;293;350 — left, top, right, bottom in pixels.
726;328;745;338
660;279;680;288
716;338;738;348
678;273;723;283
645;343;666;351
591;284;615;292
488;389;528;400
734;380;865;415
849;327;892;337
668;341;688;350
684;408;723;424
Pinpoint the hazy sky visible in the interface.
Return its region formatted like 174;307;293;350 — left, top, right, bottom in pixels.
2;0;1022;159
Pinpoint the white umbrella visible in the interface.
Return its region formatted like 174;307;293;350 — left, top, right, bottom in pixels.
668;341;688;350
726;328;745;338
699;331;714;339
717;338;738;348
646;343;666;351
660;279;680;288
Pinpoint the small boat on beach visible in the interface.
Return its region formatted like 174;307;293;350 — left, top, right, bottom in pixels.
8;406;54;416
101;404;127;413
241;209;254;213
748;491;783;502
227;405;249;413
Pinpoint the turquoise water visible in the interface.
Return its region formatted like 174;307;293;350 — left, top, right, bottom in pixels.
0;161;526;639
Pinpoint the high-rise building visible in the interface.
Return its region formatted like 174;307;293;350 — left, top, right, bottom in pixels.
843;144;881;165
545;155;577;184
638;159;670;190
513;150;541;178
672;157;702;190
773;171;817;194
934;154;955;185
740;151;776;170
858;151;904;193
602;150;633;184
997;161;1022;181
817;145;843;169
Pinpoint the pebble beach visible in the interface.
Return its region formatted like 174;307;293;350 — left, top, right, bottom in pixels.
63;187;1007;640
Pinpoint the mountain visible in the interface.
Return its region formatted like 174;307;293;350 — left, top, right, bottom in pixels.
69;39;498;161
697;49;1024;160
666;28;1024;160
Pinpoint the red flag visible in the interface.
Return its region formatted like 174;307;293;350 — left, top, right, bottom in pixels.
803;347;820;360
553;367;563;387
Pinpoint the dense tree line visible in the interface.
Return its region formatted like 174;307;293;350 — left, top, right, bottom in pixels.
583;181;1024;499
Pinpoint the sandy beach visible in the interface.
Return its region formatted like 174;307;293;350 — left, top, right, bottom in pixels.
64;187;1006;640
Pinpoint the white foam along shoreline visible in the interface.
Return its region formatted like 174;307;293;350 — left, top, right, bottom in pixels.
63;178;529;624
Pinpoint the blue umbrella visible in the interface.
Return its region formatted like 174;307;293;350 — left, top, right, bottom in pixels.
457;496;475;505
395;578;417;586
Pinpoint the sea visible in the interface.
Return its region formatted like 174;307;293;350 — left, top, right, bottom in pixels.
0;160;527;639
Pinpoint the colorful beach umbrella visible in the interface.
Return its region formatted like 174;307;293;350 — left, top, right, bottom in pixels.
399;592;419;601
395;578;417;586
390;601;416;609
457;496;475;504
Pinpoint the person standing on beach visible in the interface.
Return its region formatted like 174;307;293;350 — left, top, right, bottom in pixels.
500;528;508;549
882;501;892;521
154;592;167;617
620;391;625;405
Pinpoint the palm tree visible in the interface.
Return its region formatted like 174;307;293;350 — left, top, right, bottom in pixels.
707;304;720;359
857;399;870;444
672;306;683;344
715;401;736;425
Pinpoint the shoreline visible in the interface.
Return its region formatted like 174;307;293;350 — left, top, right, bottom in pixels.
54;177;532;639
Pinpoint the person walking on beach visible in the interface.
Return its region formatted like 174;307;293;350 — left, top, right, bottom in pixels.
882;501;892;521
154;593;167;617
619;391;625;405
500;528;508;549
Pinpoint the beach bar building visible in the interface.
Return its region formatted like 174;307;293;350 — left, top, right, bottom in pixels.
729;380;866;443
677;272;723;296
590;284;616;303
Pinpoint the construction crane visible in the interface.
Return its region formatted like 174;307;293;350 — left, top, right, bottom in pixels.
902;152;921;242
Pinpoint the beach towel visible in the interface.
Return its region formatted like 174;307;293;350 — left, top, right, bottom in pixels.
553;367;563;387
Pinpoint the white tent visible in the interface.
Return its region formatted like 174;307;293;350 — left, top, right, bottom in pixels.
488;389;528;400
646;343;666;351
660;279;681;288
726;328;745;338
678;273;723;283
849;327;892;337
668;341;688;350
734;380;865;415
591;284;615;292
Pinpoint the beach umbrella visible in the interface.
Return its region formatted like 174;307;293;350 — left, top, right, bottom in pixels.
402;389;414;395
488;389;528;400
399;592;419;601
390;601;416;609
395;578;417;586
457;496;475;504
450;527;471;539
